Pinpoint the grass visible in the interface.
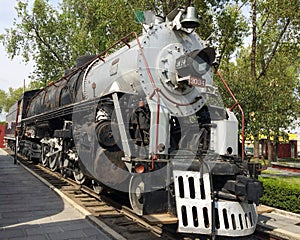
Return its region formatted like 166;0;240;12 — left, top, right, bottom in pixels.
259;176;300;212
250;157;300;172
261;169;281;174
258;160;300;212
251;157;300;166
278;177;300;186
259;176;300;188
278;158;300;163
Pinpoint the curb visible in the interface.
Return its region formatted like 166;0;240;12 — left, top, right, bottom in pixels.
256;224;300;240
257;205;300;240
273;208;300;220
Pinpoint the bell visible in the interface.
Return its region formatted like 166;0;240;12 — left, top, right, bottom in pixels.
181;6;200;29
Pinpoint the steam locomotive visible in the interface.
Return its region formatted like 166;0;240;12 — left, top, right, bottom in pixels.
5;6;263;238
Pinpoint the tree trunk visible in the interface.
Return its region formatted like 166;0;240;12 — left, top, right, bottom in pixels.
274;136;279;161
267;137;273;166
253;134;260;159
250;1;259;161
251;0;257;81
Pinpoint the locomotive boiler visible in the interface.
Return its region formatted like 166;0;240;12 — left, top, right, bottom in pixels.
8;6;263;238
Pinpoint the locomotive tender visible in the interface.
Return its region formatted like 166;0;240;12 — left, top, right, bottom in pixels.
5;6;263;237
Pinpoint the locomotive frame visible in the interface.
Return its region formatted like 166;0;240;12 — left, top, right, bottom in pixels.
5;5;263;238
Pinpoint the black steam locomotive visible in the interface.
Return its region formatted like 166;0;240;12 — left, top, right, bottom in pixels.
5;6;263;237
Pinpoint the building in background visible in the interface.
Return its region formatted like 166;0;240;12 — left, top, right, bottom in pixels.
297;131;300;157
260;135;297;159
245;133;298;159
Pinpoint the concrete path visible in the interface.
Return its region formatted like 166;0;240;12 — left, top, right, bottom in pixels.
0;148;111;240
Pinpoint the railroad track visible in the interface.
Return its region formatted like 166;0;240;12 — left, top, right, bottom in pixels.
5;149;288;240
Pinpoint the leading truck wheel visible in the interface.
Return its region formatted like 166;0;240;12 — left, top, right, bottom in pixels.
129;175;144;215
73;162;86;185
92;180;103;194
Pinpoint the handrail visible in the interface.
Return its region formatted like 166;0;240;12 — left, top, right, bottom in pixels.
30;32;137;97
215;68;245;160
130;32;161;170
27;32;138;118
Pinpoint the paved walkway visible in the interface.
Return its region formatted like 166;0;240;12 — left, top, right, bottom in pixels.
261;166;300;177
257;208;300;240
0;148;111;240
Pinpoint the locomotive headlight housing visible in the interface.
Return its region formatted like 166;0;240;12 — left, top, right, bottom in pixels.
175;47;215;87
175;47;215;78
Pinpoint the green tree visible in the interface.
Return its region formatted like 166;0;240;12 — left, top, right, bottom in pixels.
4;87;24;112
219;0;300;160
1;0;142;87
0;90;7;113
261;49;299;161
1;0;247;88
2;0;74;87
251;0;300;160
213;3;249;63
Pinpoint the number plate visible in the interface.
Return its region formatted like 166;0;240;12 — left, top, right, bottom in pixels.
189;76;206;87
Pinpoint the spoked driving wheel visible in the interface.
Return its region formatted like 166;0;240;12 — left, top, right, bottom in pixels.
48;148;61;171
129;175;144;215
41;144;49;167
73;162;86;185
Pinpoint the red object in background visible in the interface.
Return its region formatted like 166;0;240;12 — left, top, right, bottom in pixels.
0;124;5;148
261;139;298;159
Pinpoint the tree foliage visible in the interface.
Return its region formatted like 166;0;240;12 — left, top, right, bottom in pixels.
218;0;300;159
0;0;247;88
0;90;7;113
4;87;25;113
